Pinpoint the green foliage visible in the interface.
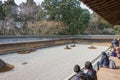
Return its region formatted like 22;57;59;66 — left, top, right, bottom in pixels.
0;0;91;35
2;4;11;17
88;12;113;34
2;0;17;19
97;16;112;30
41;0;57;20
41;0;90;35
0;4;6;20
114;25;120;34
98;23;107;30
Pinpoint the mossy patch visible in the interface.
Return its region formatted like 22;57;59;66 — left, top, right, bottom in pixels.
88;45;97;49
17;49;36;54
17;50;31;54
0;64;14;73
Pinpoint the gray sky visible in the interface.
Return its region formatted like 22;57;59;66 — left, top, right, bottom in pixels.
1;0;92;13
1;0;44;5
81;2;93;13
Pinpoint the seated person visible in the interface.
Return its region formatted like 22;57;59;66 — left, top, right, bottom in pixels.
99;52;109;68
111;39;119;47
73;64;88;80
114;44;120;59
84;61;97;80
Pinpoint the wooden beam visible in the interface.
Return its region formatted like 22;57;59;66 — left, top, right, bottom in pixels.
89;1;120;11
80;0;120;25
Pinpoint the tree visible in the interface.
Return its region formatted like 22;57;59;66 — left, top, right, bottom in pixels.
41;0;59;20
41;0;90;35
2;0;17;18
88;12;112;34
0;2;6;20
114;25;120;34
18;1;44;35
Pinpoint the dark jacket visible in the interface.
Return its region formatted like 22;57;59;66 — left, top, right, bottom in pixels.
100;54;109;67
86;69;97;80
74;71;88;80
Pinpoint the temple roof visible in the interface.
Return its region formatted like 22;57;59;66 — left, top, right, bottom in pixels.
80;0;120;25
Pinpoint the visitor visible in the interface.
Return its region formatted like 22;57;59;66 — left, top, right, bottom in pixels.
99;51;117;69
84;61;97;80
99;51;109;68
111;39;119;47
73;64;88;80
114;44;120;59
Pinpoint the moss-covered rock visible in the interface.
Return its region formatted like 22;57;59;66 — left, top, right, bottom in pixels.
0;59;14;73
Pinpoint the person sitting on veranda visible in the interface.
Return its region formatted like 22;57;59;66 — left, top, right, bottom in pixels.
111;38;119;47
99;51;109;68
114;44;120;59
73;64;88;80
116;38;119;46
84;61;97;80
100;51;117;69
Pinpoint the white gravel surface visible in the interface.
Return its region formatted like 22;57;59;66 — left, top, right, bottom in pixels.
0;44;108;80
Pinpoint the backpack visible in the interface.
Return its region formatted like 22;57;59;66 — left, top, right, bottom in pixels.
86;69;97;80
111;52;117;57
74;71;88;80
109;59;116;69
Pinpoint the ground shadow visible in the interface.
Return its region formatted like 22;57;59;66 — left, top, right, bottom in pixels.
115;66;120;69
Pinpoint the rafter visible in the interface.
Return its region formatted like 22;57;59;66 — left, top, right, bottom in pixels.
80;0;120;25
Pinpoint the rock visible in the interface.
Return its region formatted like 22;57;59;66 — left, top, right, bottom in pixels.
22;62;28;65
64;45;71;49
0;59;14;73
71;44;76;47
88;45;97;49
0;59;7;69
